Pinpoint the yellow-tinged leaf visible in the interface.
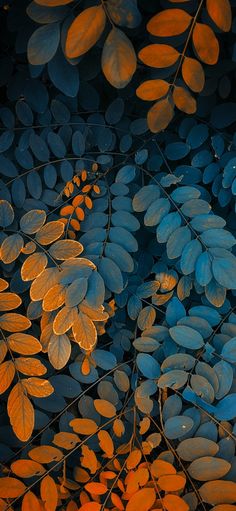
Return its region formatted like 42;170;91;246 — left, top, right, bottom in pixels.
97;430;114;457
126;449;142;470
49;239;83;260
136;79;169;101
163;494;189;511
11;459;45;478
15;357;47;376
0;278;9;291
70;418;98;435
0;292;21;311
147;97;174;133
21;253;48;281
138;44;179;68
79;302;109;322
8;387;34;441
53;432;79;450
30;268;59;301
21;241;36;255
94;399;116;418
65;5;106;58
173;86;196;114
0;313;31;332
22;377;54;397
0;477;26;498
158;474;186;491
0;340;7;364
72;311;97;350
102;28;137;89
48;333;71;369
126;488;156;511
22;491;41;511
53;306;77;335
35;220;65;245
8;333;42;355
199;481;236;505
206;0;231;32
151;459;176;478
81;445;98;474
42;284;66;312
0;361;15;394
147;8;192;36
29;445;63;463
40;475;58;511
182;57;205;92
1;234;24;264
85;483;108;495
192;23;219;65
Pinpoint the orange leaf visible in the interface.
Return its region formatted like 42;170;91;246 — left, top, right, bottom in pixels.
8;333;42;355
60;205;74;216
53;432;79;450
30;268;59;301
49;239;83;260
173;86;196;114
136;79;169;101
0;292;21;311
72;195;84;208
0;477;26;498
111;493;124;510
81;445;98;474
147;97;174;133
72;311;97;350
65;6;106;58
102;28;137;89
70;418;98;435
85;196;93;209
42;284;66;312
22;377;54;397
11;459;45;478
151;459;176;478
0;340;7;364
29;445;63;463
113;418;125;437
0;361;15;394
85;482;108;495
192;23;219;65
0;313;31;332
7;385;34;441
15;357;47;376
206;0;232;32
21;241;36;255
22;491;41;511
53;306;77;335
163;494;189;511
75;207;85;221
48;333;71;370
79;503;101;511
35;220;65;245
126;488;156;511
21;253;48;281
97;430;114;457
138;44;179;68
147;9;192;36
70;219;81;231
182;57;205;92
199;481;236;505
126;449;142;470
94;399;116;418
40;475;58;511
158;474;186;491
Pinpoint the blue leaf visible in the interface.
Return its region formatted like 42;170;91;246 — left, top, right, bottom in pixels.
136;353;160;379
156;212;182;243
92;349;117;370
215;394;236;420
144;198;170;227
98;256;124;293
169;325;204;349
167;226;191;259
166;297;186;327
28;23;60;65
200;229;236;249
115;164;136;184
132;185;160;212
195;251;212;286
48;48;80;97
212;255;236;289
165;142;190;160
171;186;200;203
111;211;140;231
180;239;202;275
164;415;194;439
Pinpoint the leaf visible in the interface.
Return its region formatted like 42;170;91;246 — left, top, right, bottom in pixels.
102;28;137;88
11;459;45;478
173;86;196;113
106;0;141;28
21;253;48;281
158;474;186;491
147;8;192;36
35;0;73;4
22;491;41;511
70;418;98;435
30;268;59;301
8;333;42;355
48;333;71;369
0;477;26;498
126;449;142;469
29;445;63;463
22;377;54;397
20;210;46;234
1;234;24;264
53;431;79;450
0;292;21;311
192;23;219;65
98;257;123;294
164;415;194;439
72;311;97;350
0;361;15;394
85;483;108;495
136;79;170;101
42;284;66;312
163;495;189;511
169;325;204;349
212;256;236;289
0;313;31;332
28;23;60;65
126;488;156;511
136;353;160;378
147;97;174;133
199;481;236;505
35;220;65;245
138;44;179;68
182;57;205;92
40;475;58;511
79;504;101;511
188;457;230;481
65;6;106;58
206;0;231;31
8;385;34;441
151;460;176;477
0;200;14;227
97;430;114;457
94;399;116;418
53;306;77;335
49;239;83;260
15;357;46;376
177;437;219;461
